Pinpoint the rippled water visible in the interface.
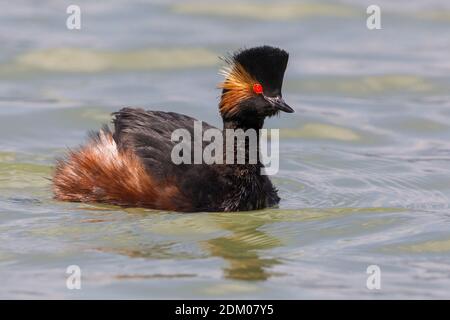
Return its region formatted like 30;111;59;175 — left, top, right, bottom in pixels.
1;0;450;299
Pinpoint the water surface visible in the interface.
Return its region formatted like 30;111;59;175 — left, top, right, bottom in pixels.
1;0;450;299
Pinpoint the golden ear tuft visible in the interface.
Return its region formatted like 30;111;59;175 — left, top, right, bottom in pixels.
218;62;257;117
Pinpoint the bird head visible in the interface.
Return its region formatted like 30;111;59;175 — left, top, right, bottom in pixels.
219;46;293;123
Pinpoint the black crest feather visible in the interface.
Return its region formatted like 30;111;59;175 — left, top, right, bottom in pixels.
232;45;289;96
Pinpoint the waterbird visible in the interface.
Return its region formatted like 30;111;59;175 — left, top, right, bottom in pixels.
53;45;294;212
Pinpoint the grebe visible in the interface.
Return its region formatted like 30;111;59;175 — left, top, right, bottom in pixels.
53;45;293;212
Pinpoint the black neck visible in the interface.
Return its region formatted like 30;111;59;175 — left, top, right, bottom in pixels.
222;116;265;131
221;115;265;168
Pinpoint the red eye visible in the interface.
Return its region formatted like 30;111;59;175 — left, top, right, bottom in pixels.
253;83;263;94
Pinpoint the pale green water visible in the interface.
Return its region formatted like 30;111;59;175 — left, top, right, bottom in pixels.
1;0;450;299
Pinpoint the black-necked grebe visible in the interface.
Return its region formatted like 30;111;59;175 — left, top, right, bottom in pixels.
53;45;293;212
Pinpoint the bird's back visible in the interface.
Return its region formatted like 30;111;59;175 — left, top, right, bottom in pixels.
112;108;217;180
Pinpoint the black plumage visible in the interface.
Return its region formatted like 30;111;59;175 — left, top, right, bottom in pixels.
112;108;280;211
53;45;293;212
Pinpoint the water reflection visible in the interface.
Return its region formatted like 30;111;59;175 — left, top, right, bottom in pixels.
204;214;282;281
86;210;284;281
80;207;399;282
